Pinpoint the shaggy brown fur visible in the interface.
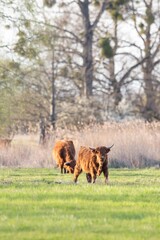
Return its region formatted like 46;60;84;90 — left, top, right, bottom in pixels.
0;138;12;149
52;140;76;174
73;146;113;183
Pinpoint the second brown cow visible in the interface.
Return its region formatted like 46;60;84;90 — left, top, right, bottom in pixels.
52;140;76;174
67;145;113;183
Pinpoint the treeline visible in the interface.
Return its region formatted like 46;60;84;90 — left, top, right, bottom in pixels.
0;0;160;136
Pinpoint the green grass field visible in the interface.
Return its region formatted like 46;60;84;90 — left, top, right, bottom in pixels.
0;168;160;240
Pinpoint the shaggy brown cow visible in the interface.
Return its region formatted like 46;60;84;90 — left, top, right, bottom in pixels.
71;145;113;183
0;138;12;149
52;140;76;174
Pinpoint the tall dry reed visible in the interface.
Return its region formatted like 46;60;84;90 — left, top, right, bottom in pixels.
0;121;160;168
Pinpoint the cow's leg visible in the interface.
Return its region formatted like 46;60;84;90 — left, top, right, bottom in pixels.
92;174;97;183
103;167;109;184
86;173;92;183
59;163;66;174
91;170;97;183
58;155;65;174
74;166;82;183
60;162;66;174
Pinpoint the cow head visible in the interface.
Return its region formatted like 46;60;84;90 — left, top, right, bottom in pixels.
89;144;114;160
89;144;114;175
64;160;76;174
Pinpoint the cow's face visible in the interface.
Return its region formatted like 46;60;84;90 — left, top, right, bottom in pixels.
90;145;114;163
90;147;108;163
64;160;76;174
64;165;74;174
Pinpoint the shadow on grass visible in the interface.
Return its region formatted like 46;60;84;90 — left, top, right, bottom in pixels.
0;178;75;186
0;180;13;185
9;173;60;177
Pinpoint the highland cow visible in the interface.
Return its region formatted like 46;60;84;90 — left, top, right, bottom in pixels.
52;140;76;174
71;145;113;183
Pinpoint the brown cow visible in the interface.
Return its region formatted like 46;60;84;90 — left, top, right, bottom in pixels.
0;138;12;149
70;145;113;183
52;140;76;174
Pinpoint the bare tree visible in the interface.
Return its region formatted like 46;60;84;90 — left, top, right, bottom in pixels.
44;0;110;98
98;1;146;111
131;0;160;120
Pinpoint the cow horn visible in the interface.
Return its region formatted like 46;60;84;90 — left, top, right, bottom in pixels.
64;162;70;166
107;144;114;149
89;147;95;151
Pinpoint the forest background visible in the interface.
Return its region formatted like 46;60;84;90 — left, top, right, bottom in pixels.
0;0;159;169
0;0;160;146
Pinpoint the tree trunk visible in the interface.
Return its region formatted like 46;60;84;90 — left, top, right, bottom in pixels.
142;58;156;121
50;49;56;129
142;7;156;121
78;0;109;98
39;116;46;145
78;0;93;98
108;19;122;107
83;29;93;97
108;57;122;107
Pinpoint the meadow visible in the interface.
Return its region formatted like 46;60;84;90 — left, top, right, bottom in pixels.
0;168;160;240
0;121;160;239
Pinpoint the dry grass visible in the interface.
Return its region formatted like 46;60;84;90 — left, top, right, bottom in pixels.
0;120;160;168
72;120;160;168
0;134;54;168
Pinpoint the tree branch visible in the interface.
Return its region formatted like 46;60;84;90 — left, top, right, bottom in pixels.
119;57;148;85
91;0;110;31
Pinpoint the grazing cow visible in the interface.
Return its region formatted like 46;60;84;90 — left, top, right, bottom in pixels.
52;140;76;174
0;138;12;149
71;145;113;183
